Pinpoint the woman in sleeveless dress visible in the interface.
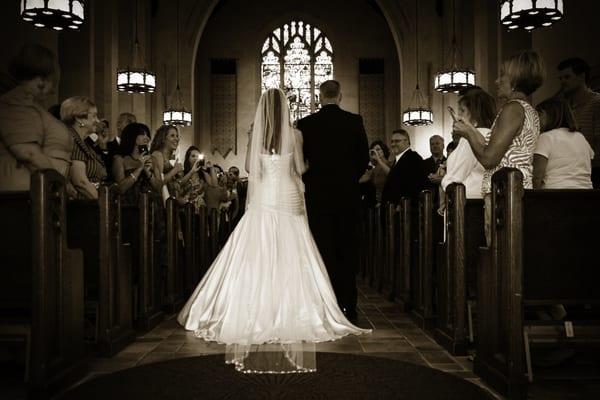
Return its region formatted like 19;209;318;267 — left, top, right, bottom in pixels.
452;50;546;245
177;88;371;374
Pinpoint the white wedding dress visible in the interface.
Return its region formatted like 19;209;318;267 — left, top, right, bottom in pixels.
177;148;371;373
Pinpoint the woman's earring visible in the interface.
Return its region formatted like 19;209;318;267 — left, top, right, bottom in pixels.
78;122;85;128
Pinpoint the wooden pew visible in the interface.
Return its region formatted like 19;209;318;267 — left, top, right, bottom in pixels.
364;208;376;287
196;207;210;280
67;184;134;356
121;191;164;331
208;208;219;262
182;203;198;297
164;197;186;313
434;183;485;355
409;190;437;329
381;204;397;301
393;198;412;311
0;170;86;395
372;207;383;292
474;168;600;399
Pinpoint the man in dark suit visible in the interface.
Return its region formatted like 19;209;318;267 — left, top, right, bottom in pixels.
381;129;426;205
296;80;369;321
422;134;445;207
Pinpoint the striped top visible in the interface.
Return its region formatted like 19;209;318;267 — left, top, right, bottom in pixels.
481;99;540;195
70;128;107;184
571;89;600;167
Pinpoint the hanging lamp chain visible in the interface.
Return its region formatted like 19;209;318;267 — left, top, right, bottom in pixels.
415;0;419;90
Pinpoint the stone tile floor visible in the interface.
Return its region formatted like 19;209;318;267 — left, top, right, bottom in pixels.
76;282;503;399
5;281;598;399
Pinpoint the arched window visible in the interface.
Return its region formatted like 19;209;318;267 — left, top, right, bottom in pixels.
261;20;334;121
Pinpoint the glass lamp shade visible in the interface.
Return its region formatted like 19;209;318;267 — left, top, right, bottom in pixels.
500;0;563;31
21;0;85;31
402;107;433;126
163;108;192;126
117;68;156;94
434;69;476;93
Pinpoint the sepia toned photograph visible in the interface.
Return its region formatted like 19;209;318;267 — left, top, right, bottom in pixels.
0;1;599;399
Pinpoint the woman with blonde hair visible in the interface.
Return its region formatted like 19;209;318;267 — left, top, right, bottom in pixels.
453;50;545;244
150;124;183;202
61;96;107;199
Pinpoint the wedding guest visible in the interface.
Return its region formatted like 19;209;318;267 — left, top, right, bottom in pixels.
85;118;113;171
227;165;247;222
533;98;593;189
61;96;107;199
442;87;497;199
150;124;184;202
112;122;161;206
359;140;392;206
381;129;426;204
204;165;234;211
557;58;600;187
424;135;446;181
453;50;544;245
180;146;211;210
116;112;137;142
0;44;72;191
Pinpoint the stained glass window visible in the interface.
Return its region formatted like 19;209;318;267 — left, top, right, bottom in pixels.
261;20;334;121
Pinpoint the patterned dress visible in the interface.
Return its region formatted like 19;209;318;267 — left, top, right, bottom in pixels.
481;99;540;195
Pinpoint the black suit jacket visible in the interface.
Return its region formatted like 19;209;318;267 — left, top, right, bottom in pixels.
423;156;445;176
381;149;426;204
296;104;369;213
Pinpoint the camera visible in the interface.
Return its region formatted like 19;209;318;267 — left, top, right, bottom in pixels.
197;153;206;168
138;145;149;156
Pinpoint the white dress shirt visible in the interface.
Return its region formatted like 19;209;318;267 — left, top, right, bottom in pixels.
441;128;490;199
394;147;410;165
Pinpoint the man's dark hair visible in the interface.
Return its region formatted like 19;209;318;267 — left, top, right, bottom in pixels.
392;128;410;143
319;80;341;99
9;44;55;82
557;58;590;84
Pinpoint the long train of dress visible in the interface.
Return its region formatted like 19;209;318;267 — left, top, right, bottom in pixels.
177;153;370;373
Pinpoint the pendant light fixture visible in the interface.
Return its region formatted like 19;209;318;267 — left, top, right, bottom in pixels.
434;0;476;94
403;0;433;126
500;0;564;31
20;0;85;31
117;0;156;94
163;0;192;126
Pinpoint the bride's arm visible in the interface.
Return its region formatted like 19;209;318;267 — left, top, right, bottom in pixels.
293;129;308;175
245;132;252;173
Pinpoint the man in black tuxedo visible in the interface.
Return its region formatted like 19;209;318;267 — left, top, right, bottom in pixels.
381;129;426;205
297;80;369;321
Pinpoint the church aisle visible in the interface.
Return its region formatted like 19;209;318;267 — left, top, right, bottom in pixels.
74;281;502;399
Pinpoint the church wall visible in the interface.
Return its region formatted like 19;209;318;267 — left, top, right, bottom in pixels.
181;0;400;171
0;0;59;108
532;0;600;103
5;0;599;165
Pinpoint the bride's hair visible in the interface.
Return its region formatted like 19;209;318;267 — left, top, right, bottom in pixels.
260;88;289;154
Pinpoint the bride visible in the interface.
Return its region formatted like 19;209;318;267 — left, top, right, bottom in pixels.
177;88;370;373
